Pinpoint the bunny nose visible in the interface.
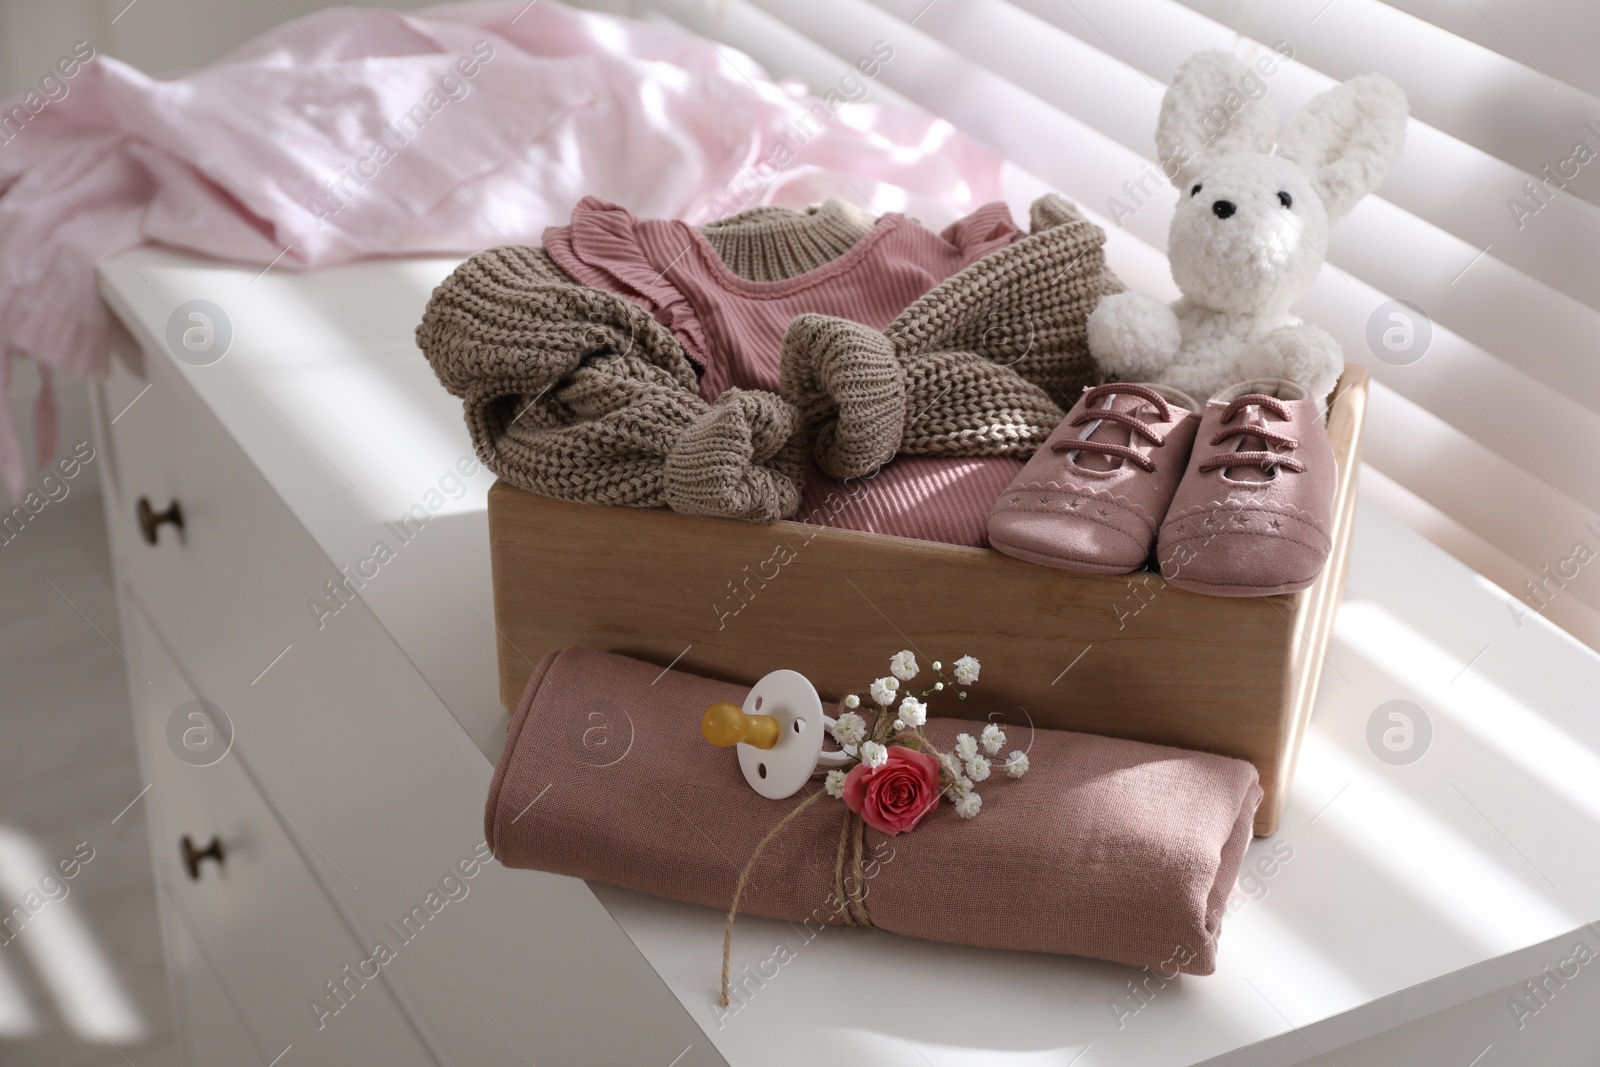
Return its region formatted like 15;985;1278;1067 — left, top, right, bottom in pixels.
1212;200;1236;219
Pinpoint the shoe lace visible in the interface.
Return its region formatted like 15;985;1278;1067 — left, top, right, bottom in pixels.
1049;384;1173;473
1198;393;1305;474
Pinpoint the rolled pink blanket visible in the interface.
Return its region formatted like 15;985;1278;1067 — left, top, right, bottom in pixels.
486;647;1262;974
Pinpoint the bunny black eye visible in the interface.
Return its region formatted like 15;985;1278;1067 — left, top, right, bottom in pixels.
1190;183;1203;197
1276;191;1293;209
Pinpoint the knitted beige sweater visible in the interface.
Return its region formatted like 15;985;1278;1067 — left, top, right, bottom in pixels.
416;197;1119;521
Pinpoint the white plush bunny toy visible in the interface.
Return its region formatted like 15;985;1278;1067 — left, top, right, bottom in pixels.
1088;50;1408;405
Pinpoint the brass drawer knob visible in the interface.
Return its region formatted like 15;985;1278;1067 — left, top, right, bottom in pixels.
180;835;224;881
136;497;184;545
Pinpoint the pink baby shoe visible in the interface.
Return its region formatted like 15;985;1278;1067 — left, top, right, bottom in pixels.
987;383;1200;573
1157;379;1336;597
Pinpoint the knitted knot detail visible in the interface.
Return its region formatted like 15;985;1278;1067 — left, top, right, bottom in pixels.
886;195;1121;388
779;195;1123;479
780;313;906;480
664;389;805;523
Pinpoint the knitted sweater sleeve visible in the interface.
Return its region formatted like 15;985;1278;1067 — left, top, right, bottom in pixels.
416;245;805;523
779;194;1121;479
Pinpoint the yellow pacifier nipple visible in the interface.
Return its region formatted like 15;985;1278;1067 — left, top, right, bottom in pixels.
701;701;780;750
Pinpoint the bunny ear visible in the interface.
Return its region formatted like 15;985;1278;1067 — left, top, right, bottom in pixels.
1276;74;1408;222
1155;50;1279;189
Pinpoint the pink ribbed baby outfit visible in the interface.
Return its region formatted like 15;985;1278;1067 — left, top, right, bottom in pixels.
797;455;1023;546
542;196;1021;398
540;196;1029;547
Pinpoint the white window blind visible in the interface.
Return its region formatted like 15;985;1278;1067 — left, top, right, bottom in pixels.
573;0;1600;650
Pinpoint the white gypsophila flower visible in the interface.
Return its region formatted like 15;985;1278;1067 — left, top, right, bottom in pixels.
831;711;867;747
860;740;888;769
1006;751;1030;778
953;655;981;685
955;733;978;763
934;681;944;691
898;696;927;728
870;676;899;706
842;694;860;709
966;754;992;782
953;775;973;796
931;660;942;671
892;719;905;731
955;791;983;819
824;770;848;798
980;723;1005;756
890;650;919;682
938;752;961;780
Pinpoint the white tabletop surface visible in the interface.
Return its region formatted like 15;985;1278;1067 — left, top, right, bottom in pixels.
100;246;1600;1066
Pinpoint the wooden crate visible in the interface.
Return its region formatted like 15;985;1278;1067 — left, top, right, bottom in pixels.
488;367;1368;835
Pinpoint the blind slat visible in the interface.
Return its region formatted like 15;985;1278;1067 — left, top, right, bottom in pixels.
1328;199;1600;417
1359;464;1600;649
1363;381;1600;618
1173;0;1600;210
1297;271;1600;516
1378;0;1600;104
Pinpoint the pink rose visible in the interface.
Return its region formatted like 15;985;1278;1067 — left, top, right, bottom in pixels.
841;745;941;836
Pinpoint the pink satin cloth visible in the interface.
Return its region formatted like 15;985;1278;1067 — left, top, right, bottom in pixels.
0;1;1005;498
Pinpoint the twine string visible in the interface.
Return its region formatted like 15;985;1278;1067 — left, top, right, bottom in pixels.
721;724;964;1007
847;813;871;925
720;786;825;1007
721;787;879;1007
832;810;852;922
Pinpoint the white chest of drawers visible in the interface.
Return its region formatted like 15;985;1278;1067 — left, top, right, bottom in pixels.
90;262;720;1067
92;247;1600;1066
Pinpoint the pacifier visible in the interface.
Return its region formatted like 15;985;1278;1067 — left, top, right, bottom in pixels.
701;669;852;799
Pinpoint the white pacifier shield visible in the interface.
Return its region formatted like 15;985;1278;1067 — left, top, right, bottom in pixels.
738;670;825;799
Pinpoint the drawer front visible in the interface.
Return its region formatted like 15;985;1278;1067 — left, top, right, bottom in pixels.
95;336;489;897
121;594;437;1067
98;335;306;691
96;340;509;950
159;885;270;1066
97;334;721;1066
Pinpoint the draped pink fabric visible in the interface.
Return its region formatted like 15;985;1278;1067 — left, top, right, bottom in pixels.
0;0;1005;499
